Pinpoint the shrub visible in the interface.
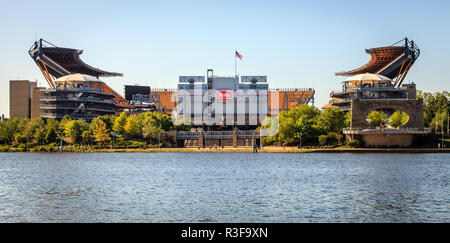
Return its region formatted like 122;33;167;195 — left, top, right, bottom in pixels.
0;145;11;152
346;140;362;148
367;110;389;127
319;135;328;146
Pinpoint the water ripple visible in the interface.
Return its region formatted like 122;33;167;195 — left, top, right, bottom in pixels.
0;152;448;223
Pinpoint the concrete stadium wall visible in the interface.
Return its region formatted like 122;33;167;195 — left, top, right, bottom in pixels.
351;99;424;129
362;134;414;148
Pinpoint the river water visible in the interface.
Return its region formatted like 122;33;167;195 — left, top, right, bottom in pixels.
0;152;448;223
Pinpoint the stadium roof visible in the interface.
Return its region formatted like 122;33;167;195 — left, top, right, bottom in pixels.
29;39;122;79
335;38;420;81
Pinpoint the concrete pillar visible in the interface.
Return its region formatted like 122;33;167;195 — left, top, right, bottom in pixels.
233;134;238;148
199;135;204;148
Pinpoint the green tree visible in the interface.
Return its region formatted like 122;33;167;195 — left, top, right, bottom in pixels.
418;91;449;127
24;118;46;143
173;117;192;131
430;111;449;133
345;111;352;127
45;127;58;144
389;110;409;128
366;110;388;127
92;119;110;144
142;116;165;144
14;133;27;144
277;105;321;145
64;120;82;144
34;126;47;144
59;115;72;132
113;112;127;133
316;108;346;134
82;130;93;145
124;116;140;139
0;118;28;144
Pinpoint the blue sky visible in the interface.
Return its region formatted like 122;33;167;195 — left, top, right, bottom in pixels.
1;0;450;117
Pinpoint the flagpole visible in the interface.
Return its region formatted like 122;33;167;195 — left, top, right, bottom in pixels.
235;49;237;78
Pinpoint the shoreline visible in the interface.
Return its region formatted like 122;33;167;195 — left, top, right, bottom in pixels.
1;146;450;153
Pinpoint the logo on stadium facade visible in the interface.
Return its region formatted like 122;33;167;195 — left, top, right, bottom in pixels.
215;90;234;103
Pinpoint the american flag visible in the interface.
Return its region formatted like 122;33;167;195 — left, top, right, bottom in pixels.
235;51;243;60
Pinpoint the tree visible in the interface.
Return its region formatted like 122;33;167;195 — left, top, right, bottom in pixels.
430;111;449;132
389;110;409;128
366;110;388;128
277;105;321;145
142;116;165;144
418;91;449;127
45;127;58;144
345;111;352;127
92;119;110;144
64;120;82;144
113;112;127;133
59;115;72;132
34;126;47;144
0;118;28;144
24;117;46;143
124;116;139;139
173;117;192;131
316;108;346;134
82;130;93;145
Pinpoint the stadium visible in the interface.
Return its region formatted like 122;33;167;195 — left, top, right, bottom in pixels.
10;39;315;129
322;38;431;147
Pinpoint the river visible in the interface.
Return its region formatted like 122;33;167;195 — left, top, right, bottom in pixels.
0;152;448;222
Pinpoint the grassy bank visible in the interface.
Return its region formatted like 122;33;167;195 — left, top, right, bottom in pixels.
1;145;450;153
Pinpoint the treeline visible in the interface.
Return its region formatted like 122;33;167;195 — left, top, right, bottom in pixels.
1;91;448;151
260;91;450;147
418;91;449;131
261;105;350;147
0;112;191;151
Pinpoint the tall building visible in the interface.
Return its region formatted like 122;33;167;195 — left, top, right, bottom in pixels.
9;80;41;119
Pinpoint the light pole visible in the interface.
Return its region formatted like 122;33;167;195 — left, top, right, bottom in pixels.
158;132;161;149
111;131;117;149
298;132;302;149
57;133;63;152
442;118;445;149
447;113;449;135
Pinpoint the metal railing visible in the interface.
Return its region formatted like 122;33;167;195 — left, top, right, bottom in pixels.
40;105;115;113
269;88;314;92
343;127;432;134
177;130;260;139
331;86;408;95
40;97;114;104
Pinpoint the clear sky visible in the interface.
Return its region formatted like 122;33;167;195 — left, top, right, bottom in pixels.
1;0;450;117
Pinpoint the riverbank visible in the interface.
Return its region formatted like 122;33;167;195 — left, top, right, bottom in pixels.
1;145;450;153
99;147;450;153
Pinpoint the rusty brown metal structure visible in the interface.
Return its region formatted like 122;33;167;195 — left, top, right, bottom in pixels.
325;38;421;111
336;38;420;87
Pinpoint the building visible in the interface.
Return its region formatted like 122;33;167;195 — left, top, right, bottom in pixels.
324;73;417;111
324;38;431;147
168;69;314;147
39;74;118;120
174;70;269;128
152;70;315;123
19;39;131;120
9;80;41;119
